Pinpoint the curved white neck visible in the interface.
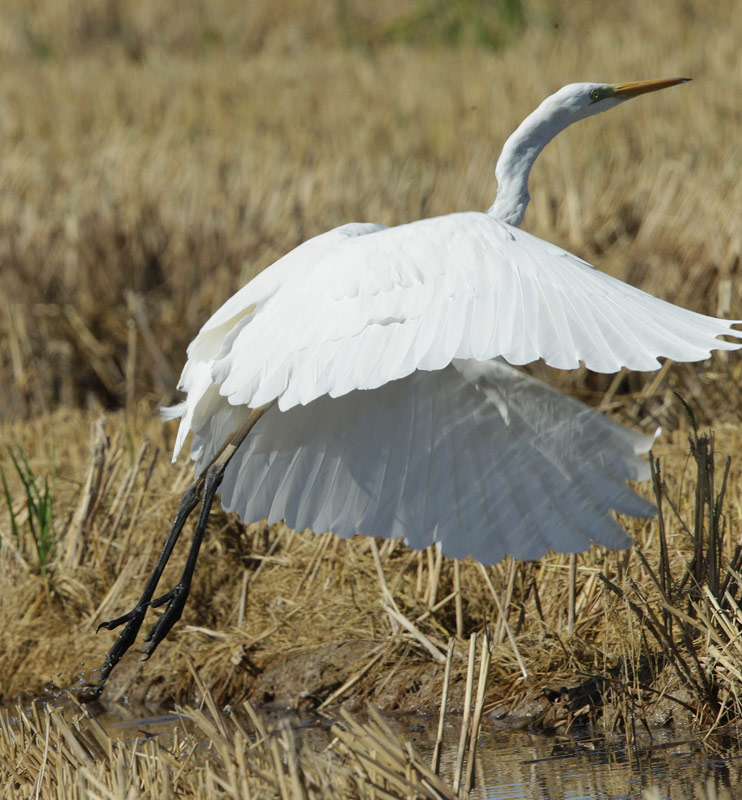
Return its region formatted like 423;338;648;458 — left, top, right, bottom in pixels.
488;97;594;227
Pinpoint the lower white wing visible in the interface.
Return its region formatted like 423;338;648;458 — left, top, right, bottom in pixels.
195;360;656;563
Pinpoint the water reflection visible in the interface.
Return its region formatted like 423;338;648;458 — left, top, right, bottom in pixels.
101;705;741;800
423;720;741;800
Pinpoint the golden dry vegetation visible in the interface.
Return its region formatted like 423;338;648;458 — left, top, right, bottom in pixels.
2;0;742;797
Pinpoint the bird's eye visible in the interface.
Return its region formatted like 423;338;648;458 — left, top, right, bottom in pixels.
589;88;602;102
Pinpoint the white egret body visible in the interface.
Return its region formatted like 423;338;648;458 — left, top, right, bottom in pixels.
91;77;741;694
166;78;739;562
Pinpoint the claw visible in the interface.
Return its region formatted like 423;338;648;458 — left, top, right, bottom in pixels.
97;607;144;633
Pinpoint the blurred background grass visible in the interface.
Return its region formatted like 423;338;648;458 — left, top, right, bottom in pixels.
1;0;740;427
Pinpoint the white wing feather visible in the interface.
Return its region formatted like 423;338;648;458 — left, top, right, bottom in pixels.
193;360;656;563
161;207;742;557
173;212;741;456
171;222;387;456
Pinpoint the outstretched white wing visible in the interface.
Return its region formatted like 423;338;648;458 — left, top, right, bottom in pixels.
172;211;740;455
168;222;388;456
198;360;655;563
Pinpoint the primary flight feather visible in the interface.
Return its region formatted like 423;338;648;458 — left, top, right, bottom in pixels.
90;77;741;696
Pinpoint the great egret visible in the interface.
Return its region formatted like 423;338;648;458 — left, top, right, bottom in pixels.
89;77;741;697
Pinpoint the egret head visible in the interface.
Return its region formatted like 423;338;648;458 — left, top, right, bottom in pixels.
542;77;691;125
490;77;690;226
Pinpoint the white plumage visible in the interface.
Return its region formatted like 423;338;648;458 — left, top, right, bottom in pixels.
166;77;741;564
213;360;657;563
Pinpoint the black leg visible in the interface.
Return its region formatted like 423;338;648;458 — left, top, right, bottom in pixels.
78;479;204;701
79;406;269;702
140;462;224;658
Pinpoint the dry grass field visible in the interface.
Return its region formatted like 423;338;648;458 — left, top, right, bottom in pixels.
2;0;742;796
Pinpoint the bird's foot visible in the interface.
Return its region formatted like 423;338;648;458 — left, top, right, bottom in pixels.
77;604;150;702
97;604;147;633
141;582;190;658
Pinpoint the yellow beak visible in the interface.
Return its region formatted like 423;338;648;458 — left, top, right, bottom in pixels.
609;77;691;99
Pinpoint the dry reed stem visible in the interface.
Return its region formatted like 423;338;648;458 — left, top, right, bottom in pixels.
453;562;463;639
381;598;447;664
452;633;477;794
463;630;493;796
477;563;527;679
567;554;577;634
431;637;455;775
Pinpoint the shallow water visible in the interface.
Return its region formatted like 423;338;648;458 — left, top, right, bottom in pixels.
103;707;741;799
417;719;741;800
